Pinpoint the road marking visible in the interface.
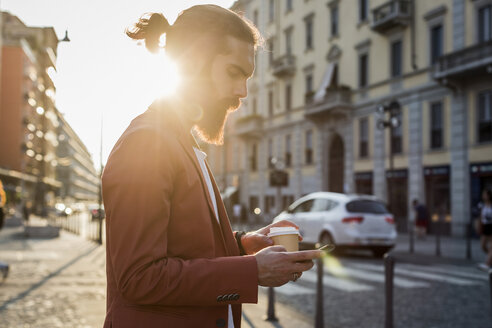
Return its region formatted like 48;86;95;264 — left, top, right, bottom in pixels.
301;269;374;292
399;264;489;281
351;263;480;286
331;265;430;288
261;283;315;296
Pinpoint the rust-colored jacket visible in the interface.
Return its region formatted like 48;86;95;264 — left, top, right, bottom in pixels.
102;100;258;328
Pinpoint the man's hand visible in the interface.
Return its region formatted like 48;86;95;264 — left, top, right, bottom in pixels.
254;246;322;287
241;220;303;255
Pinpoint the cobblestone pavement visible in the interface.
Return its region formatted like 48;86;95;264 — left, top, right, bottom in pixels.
0;224;106;328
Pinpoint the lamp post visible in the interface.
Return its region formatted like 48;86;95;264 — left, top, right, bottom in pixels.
376;101;404;247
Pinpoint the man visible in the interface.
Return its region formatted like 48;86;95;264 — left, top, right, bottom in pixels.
102;5;321;328
412;199;429;239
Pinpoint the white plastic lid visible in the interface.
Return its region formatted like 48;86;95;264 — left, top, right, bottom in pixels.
267;227;300;237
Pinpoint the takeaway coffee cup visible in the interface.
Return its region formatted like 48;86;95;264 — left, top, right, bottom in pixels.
267;227;300;252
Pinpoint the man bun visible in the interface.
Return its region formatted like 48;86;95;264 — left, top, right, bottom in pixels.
126;13;170;53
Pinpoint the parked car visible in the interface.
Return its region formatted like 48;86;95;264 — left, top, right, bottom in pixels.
272;192;397;257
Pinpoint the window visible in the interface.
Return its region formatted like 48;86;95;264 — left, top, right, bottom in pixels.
430;102;443;149
268;138;273;168
346;200;389;214
249;196;259;214
285;28;293;55
306;74;313;93
265;195;275;213
252;97;257;114
331;5;339;37
310;198;333;212
291;199;311;213
391;40;402;77
268;90;274;117
285;84;292;111
478;90;492;143
305;17;313;49
253;10;258;27
305;130;313;164
391;112;403;154
251;143;257;171
286;0;293;12
359;53;368;88
430;25;443;64
359;118;369;158
269;0;275;23
283;195;295;209
285;135;292;167
359;0;368;22
478;5;492;42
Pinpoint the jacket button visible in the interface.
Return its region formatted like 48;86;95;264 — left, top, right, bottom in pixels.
216;318;226;327
233;294;239;301
216;295;223;302
226;294;234;301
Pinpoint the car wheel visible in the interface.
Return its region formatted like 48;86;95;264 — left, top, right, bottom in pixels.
319;232;334;248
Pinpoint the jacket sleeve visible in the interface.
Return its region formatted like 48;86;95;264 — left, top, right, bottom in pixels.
102;128;258;306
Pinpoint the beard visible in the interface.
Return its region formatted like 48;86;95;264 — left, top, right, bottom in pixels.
194;97;241;145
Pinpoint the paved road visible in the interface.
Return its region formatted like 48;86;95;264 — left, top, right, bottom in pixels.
262;251;490;328
0;221;490;328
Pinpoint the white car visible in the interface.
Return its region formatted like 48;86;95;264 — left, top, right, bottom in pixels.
272;192;397;257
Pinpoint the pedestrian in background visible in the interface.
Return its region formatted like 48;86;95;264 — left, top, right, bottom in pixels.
102;5;321;328
0;180;6;230
412;199;429;239
477;188;492;271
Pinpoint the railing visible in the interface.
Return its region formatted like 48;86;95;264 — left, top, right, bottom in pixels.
372;0;412;32
49;211;105;244
272;54;296;77
234;114;264;139
434;40;492;79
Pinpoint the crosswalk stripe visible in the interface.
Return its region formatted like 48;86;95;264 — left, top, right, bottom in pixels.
261;283;315;296
301;269;374;292
400;264;489;281
351;263;480;286
332;265;430;288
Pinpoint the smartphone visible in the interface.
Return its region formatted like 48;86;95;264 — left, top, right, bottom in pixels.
317;243;335;253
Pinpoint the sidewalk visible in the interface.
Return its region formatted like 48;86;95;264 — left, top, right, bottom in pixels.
0;220;311;328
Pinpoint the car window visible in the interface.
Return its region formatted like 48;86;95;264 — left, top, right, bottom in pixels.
346;200;389;214
292;199;314;213
310;199;333;212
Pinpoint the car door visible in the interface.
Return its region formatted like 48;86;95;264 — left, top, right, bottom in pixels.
303;198;333;243
288;199;314;241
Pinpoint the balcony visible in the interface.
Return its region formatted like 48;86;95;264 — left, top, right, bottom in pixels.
234;114;264;139
272;54;296;78
433;40;492;82
371;0;412;33
305;86;352;120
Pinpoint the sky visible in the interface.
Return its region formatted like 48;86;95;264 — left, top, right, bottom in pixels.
1;0;235;170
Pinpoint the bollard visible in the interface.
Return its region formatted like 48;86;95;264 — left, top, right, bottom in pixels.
435;219;441;257
315;256;324;328
264;287;278;321
489;270;492;318
409;220;414;254
384;254;394;328
466;222;472;260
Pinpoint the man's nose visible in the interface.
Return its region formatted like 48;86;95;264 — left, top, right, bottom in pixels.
234;81;248;99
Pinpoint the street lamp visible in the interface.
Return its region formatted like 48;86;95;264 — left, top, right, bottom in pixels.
376;100;402;234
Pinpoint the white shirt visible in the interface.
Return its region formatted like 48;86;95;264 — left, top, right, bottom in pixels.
193;147;234;328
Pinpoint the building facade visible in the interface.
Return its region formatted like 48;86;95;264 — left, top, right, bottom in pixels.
206;0;492;236
56;111;99;203
0;12;98;211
